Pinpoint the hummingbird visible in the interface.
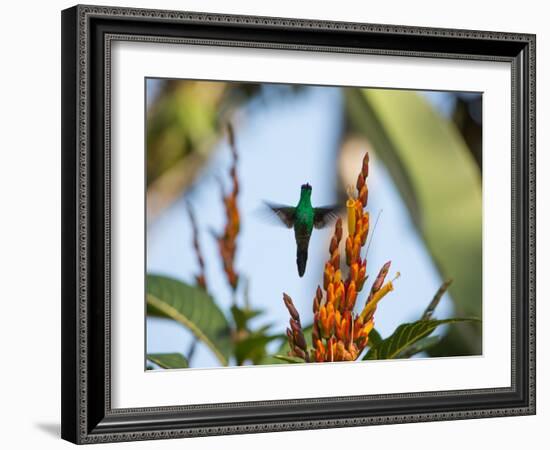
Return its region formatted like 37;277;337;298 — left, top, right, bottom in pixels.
264;183;340;277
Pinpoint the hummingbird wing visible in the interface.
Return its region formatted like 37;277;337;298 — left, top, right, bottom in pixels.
263;202;295;228
313;205;341;229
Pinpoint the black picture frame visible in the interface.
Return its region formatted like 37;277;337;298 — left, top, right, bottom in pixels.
61;4;536;444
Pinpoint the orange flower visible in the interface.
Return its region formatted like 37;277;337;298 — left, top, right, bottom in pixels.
283;152;397;363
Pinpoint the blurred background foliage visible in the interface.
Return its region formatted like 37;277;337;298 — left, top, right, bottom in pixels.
146;81;303;219
345;89;482;355
146;78;482;368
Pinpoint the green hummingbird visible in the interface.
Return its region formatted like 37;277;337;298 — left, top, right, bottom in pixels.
265;183;340;277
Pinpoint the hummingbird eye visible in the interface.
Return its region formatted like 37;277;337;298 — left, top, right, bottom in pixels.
301;183;312;191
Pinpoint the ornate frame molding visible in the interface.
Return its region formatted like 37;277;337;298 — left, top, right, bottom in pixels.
61;4;536;444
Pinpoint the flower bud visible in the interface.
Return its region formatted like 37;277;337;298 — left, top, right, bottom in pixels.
323;263;334;290
346;281;357;310
335;218;343;242
283;293;300;322
329;236;338;254
359;185;368;207
370;261;391;295
362;152;369;177
293;347;307;360
356;172;365;191
330;249;340;269
345;237;353;266
350;263;359;283
326;283;335;305
293;329;307;352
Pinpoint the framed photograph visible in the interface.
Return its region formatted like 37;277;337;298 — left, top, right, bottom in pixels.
61;4;536;444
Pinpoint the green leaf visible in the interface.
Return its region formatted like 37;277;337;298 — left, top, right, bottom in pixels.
147;353;189;369
272;355;306;364
146;274;232;365
230;305;263;331
396;336;441;359
234;333;281;365
346;89;482;354
364;318;479;360
367;328;383;348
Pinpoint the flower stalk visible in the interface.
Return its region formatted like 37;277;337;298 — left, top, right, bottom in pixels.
283;151;398;363
283;293;310;362
216;124;240;292
187;203;207;290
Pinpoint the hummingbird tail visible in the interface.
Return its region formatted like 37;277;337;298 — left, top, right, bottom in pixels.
296;244;308;277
